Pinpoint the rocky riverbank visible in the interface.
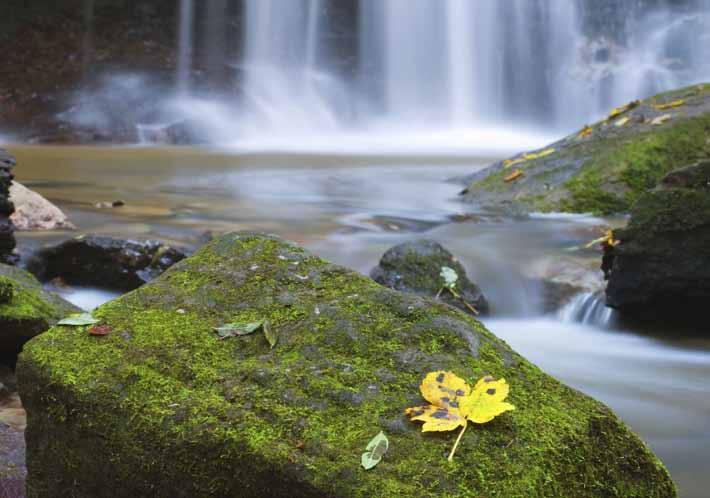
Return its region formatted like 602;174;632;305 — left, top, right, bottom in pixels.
0;149;16;264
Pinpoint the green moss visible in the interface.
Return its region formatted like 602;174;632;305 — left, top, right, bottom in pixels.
17;233;676;498
560;113;710;214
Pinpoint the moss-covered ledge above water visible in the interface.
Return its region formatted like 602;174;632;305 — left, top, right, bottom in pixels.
0;264;79;364
18;232;675;498
459;84;710;215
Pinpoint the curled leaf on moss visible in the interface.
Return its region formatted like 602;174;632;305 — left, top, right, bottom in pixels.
214;320;264;339
361;431;389;470
57;312;100;326
406;371;515;462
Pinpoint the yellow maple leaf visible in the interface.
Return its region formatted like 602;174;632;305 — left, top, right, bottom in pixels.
406;371;515;462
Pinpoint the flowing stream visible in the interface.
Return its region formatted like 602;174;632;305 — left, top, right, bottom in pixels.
7;145;710;498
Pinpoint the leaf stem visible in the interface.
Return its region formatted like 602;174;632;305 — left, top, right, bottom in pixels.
448;421;468;462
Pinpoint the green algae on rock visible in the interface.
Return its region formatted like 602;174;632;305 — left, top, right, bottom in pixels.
0;264;79;365
459;84;710;215
18;232;675;498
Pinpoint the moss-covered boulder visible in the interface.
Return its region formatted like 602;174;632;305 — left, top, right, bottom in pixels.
460;83;710;215
602;161;710;325
18;233;675;498
370;240;489;316
0;264;79;365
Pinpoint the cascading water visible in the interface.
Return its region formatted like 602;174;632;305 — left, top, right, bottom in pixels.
155;0;710;149
559;292;616;329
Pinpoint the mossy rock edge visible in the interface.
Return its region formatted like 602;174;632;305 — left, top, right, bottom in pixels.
0;263;79;364
18;232;675;498
459;83;710;215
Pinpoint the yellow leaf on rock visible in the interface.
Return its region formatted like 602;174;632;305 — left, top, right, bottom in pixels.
650;114;672;125
577;125;593;139
615;116;631;127
607;100;640;120
504;170;524;183
405;371;515;461
503;148;555;169
653;99;685;110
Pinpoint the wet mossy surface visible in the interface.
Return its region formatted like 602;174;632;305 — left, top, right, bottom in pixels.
0;264;79;365
460;84;710;215
18;233;675;497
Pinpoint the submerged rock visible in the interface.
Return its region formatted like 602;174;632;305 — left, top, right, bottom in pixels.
27;235;188;292
0;149;16;265
459;83;710;215
9;182;75;231
18;232;674;497
0;264;79;365
371;239;489;315
603;161;710;325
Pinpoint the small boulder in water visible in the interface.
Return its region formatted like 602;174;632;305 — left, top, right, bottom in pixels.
603;160;710;326
370;239;489;315
10;181;76;231
27;235;188;292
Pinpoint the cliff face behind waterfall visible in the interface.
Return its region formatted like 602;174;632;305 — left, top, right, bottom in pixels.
0;0;707;144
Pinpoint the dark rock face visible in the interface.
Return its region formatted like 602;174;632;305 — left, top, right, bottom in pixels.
603;161;710;324
371;240;489;315
17;232;675;498
0;264;79;366
0;149;16;265
27;235;188;292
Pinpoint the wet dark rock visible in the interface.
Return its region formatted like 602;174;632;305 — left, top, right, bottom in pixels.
0;264;79;366
370;239;489;316
17;232;675;497
603;161;710;325
27;235;189;292
0;149;16;265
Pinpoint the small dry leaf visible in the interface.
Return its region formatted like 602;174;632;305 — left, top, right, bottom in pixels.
615;116;631;127
577;125;593;139
653;99;685;110
504;170;524;183
650;114;672;125
88;325;112;337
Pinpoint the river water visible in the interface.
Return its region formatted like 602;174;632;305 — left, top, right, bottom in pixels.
7;145;710;497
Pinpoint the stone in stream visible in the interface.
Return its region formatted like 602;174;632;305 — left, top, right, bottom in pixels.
26;235;188;292
0;149;17;265
9;182;76;231
0;264;80;366
603;161;710;326
18;232;675;497
371;239;489;316
458;83;710;215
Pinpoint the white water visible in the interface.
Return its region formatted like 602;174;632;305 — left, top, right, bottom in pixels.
559;292;616;328
157;0;710;151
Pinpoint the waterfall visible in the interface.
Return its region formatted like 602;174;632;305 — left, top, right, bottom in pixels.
162;0;710;146
559;292;616;329
176;0;194;95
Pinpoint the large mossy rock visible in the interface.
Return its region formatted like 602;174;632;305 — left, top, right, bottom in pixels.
460;84;710;215
18;233;675;498
602;161;710;324
371;239;489;316
0;264;79;365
